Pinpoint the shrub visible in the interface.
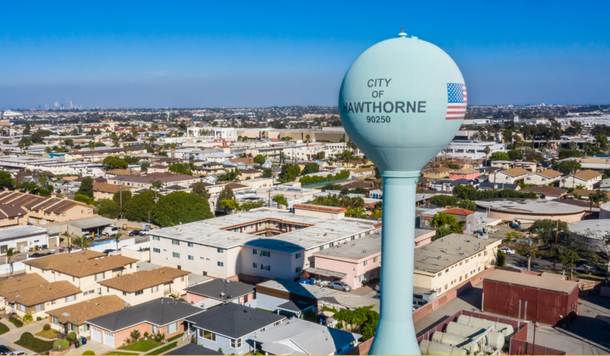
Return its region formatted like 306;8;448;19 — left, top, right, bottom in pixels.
143;331;149;339
23;313;33;323
43;324;51;331
53;339;70;351
9;317;23;327
16;332;54;353
130;329;140;343
0;322;9;335
37;316;42;321
82;351;95;355
152;332;165;343
69;332;77;341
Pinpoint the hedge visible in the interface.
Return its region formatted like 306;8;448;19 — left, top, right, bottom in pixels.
15;332;54;353
9;317;23;328
299;170;350;186
0;322;8;335
53;339;70;351
82;351;96;355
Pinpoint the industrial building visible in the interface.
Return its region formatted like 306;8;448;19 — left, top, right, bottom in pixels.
482;270;579;326
475;198;586;223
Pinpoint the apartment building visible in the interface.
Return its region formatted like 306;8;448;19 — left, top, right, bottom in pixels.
493;168;530;184
106;172;200;190
560;169;603;190
524;169;563;185
149;208;379;283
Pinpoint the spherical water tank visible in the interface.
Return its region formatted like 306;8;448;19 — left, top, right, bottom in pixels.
457;315;515;339
431;332;480;353
419;340;468;355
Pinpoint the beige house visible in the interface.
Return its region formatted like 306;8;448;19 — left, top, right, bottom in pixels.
494;167;530;184
237;169;262;180
106;173;200;190
1;277;82;319
560;169;603;190
47;295;127;337
422;167;454;180
524;169;563;185
97;267;189;305
93;182;133;200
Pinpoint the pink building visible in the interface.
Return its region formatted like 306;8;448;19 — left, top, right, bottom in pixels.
449;168;480;180
312;235;381;289
414;229;436;248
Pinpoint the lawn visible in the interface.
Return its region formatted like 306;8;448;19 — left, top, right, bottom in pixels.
106;353;139;355
118;340;162;352
145;342;177;355
166;333;183;342
35;328;58;339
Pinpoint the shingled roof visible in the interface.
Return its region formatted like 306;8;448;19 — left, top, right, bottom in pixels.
97;267;189;293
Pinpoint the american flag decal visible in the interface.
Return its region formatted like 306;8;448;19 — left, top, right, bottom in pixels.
446;83;467;120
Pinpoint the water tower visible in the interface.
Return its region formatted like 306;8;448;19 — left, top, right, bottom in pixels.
339;30;466;355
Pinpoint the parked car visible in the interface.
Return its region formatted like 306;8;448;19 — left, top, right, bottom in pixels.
128;230;141;236
584;264;608;276
140;228;151;235
329;281;352;292
102;249;116;255
413;298;428;308
102;226;120;237
499;247;515;255
8;351;27;355
0;346;11;355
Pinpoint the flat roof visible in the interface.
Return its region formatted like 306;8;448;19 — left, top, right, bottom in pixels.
185;279;254;301
475;198;585;214
151;208;377;250
568;219;610;240
414;233;501;274
484;269;578;294
313;234;381;260
0;226;48;241
257;278;337;299
63;216;116;229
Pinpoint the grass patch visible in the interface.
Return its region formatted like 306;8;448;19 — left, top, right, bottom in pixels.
0;322;9;335
119;340;162;352
9;317;23;328
256;307;273;313
35;328;58;339
106;353;139;355
166;333;183;342
145;342;177;355
15;332;54;353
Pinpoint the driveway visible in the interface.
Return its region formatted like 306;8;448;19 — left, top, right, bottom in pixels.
65;340;114;355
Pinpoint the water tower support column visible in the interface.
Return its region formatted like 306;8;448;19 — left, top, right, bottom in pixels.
369;171;420;355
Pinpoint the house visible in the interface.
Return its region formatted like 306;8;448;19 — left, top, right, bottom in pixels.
449;168;480;180
237;169;262;180
87;298;203;349
2;279;82;319
494;168;530;184
0;225;59;254
254;318;361;355
97;267;189;305
421;167;454;180
184;278;255;306
255;279;337;313
430;179;475;192
92;182;132;200
524;169;563;185
187;303;287;355
47;295;127;337
520;186;568;200
560;170;603;190
419;208;485;233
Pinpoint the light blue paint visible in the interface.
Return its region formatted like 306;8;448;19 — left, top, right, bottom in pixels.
338;33;464;355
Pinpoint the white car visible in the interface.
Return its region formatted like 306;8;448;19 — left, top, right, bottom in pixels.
9;351;27;355
102;226;120;237
499;247;515;255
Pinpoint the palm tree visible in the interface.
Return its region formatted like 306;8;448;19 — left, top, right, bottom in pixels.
305;134;311;143
516;242;539;272
115;233;122;251
483;146;491;157
89;141;95;151
170;143;177;158
75;235;90;250
151;180;163;201
272;194;288;209
6;248;18;274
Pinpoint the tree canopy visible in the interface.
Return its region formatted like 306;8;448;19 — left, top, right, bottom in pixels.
123;191;156;222
113;190;132;207
76;177;94;199
430;212;464;239
280;163;301;182
103;156;128;170
168;162;193;175
553;160;582;174
489;152;510;161
253;154;266;164
0;171;14;189
218;186;235;202
192;182;211;201
530;219;570;245
302;162;320;175
94;199;120;219
152;192;214;227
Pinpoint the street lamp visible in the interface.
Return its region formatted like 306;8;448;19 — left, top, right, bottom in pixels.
532;319;539;355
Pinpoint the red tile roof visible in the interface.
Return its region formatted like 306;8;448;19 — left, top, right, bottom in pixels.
443;208;475;216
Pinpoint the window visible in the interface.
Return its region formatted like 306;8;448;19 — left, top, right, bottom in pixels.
152;286;159;293
97;288;102;295
231;338;242;349
188;255;194;261
83;325;89;332
135;290;144;296
200;329;216;341
94;272;105;281
35;303;45;312
70;324;78;332
295;252;302;259
363;260;368;267
253;263;258;268
252;249;258;255
52;317;59;325
173;252;180;258
260;250;271;257
188;242;194;248
167;321;178;334
330;242;334;247
445;284;448;290
152;236;160;241
217;248;224;254
446;269;449;273
261;264;271;271
295;267;302;273
153;248;161;253
438;272;442;277
217;261;224;267
172;239;180;245
65;295;76;302
373;257;378;263
181;276;185;282
484;251;488;256
51;299;56;305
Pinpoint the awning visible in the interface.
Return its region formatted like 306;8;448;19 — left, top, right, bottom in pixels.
304;267;347;279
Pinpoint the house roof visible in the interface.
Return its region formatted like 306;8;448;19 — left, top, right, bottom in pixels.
92;182;124;194
3;281;81;306
185;279;254;301
0;273;48;297
239;169;261;174
499;168;530;177
87;298;203;332
23;250;105;270
452;168;479;175
521;186;567;196
535;169;563;179
484;270;578;294
51;255;138;277
574;169;602;181
97;267;189;293
293;204;346;213
46;295;127;326
186;303;285;338
443;208;475;216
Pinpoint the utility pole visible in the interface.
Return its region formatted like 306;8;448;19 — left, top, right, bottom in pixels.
553;219;558;271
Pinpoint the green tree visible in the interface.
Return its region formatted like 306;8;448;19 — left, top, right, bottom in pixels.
554;160;581;175
94;199;120;219
152;192;214;226
302;162;320;175
0;171;15;188
530;219;569;245
484;146;491;156
76;177;94;199
130;329;141;343
6;248;17;274
595;133;608;150
89;141;95;151
253;154;266;164
168;162;193;175
141;161;151;171
102;156;128;170
123;191;156;222
272;194;288;209
218;185;235;202
430;212;464;239
219;199;239;214
261;168;273;178
489;152;510;161
280;163;301;182
508;150;523;160
75;235;90;250
113;190;132;208
191;182;211;201
151;180;163;201
73;194;94;205
557;237;584;279
496;250;507;267
516;242;540;271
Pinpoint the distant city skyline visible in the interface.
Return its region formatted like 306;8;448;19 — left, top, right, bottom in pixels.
1;1;609;109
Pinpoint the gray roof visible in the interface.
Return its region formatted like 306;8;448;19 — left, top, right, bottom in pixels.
484;270;579;294
414;233;501;274
475;198;585;214
185;279;254;301
187;273;213;287
136;261;161;271
86;298;203;332
186;303;285;338
0;226;48;242
165;344;222;355
254;318;360;355
151;208;377;250
276;300;314;313
257;279;338;299
63;216;117;229
304;267;346;279
313;234;381;260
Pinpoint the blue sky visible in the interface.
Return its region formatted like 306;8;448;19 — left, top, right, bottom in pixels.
1;1;609;109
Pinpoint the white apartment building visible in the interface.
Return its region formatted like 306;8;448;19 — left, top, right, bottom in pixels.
149;208;379;283
560;170;603;190
524;169;563;185
494;168;530;184
438;141;505;160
